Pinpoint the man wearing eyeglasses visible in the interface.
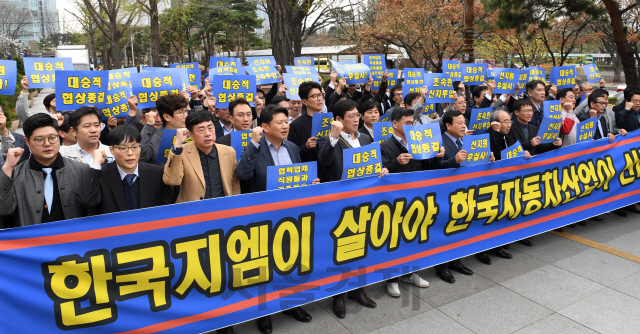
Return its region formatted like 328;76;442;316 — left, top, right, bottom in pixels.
288;81;325;164
615;90;640;133
79;125;173;215
0;114;100;227
59;106;114;166
507;100;562;156
140;94;189;165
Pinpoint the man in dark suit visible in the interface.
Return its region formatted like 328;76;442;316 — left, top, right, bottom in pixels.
80;125;173;214
613;86;637;113
139;94;189;165
288;81;325;163
615;90;640;133
504;80;547;127
216;99;253;146
465;84;494;121
213;107;234;139
316;98;387;319
507;99;562;156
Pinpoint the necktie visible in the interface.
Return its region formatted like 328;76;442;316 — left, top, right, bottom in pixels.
124;174;135;185
597;116;604;138
42;168;53;214
456;138;463;150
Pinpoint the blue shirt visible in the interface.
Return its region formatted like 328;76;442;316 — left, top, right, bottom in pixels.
251;138;293;166
444;131;462;149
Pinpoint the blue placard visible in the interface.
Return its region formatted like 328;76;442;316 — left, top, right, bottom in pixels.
460;133;491;166
131;70;183;109
468;107;493;134
231;130;253;161
549;66;577;89
246;56;276;67
581;92;587;102
212;75;256;108
373;122;394;143
108;67;136;95
518;69;528;95
0;60;17;95
341;142;382;180
526;67;546;82
246;65;280;85
210;57;241;69
285;66;318;76
55;70;108;111
424;73;455;103
423;103;436;117
331;61;370;84
171;62;200;89
501;140;525;160
461;63;487;85
577;116;597;143
155;129;193;162
537;100;563;144
294;57;314;66
209;66;239;79
403;68;425;100
493;68;519;94
583;64;601;83
283;73;315;100
311;112;334;139
23;57;73;88
443;60;461;80
373;69;399;91
487;69;495;80
99;87;130;120
363;54;386;79
403;123;442;159
266;162;318;190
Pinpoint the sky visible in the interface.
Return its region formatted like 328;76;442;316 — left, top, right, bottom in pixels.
57;0;82;33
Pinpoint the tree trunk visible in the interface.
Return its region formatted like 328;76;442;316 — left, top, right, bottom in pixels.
602;0;640;87
178;16;183;63
265;0;305;66
149;0;160;68
462;0;475;63
613;54;622;82
102;32;110;69
110;20;122;69
88;30;98;69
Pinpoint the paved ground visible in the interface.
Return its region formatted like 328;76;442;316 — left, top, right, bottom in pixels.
228;211;640;334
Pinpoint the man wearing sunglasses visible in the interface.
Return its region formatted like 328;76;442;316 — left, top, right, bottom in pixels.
79;125;173;215
0;114;100;227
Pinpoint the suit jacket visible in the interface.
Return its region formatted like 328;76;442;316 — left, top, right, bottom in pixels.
381;135;455;173
216;133;231;146
214;120;226;140
358;126;373;139
615;109;640;132
442;134;462;167
235;137;302;192
613;101;625;113
506;120;557;155
1;131;30;164
163;142;240;203
578;110;617;136
317;132;373;182
81;161;173;215
139;124;163;165
287;112;317;162
489;128;509;161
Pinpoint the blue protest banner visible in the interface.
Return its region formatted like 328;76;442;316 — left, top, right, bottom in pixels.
294;56;314;66
171;62;200;89
155;129;193;162
443;60;461;80
379;112;391;123
210;57;241;68
501;140;525;159
363;54;386;79
338;59;356;65
583;64;601;83
468;107;493;134
493;68;519;94
0;60;16;95
403;68;425;100
424;73;455;103
1;131;640;334
209;66;239;79
537;100;563;144
284;65;318;76
460;133;491;166
266;162;318;190
311;112;334;139
283;73;315;100
212;75;256;108
373;69;399;91
577;116;597;143
518;69;528;95
487;69;495;80
403;123;442;159
526;67;546;82
341;142;382;180
55;70;108;111
246;56;276;67
423;103;436;117
331;62;370;84
131;70;183;109
549;66;577;89
23;57;73;88
99;87;130;120
231;130;253;161
461;63;487;85
246;65;280;85
108;67;136;95
373;122;394;143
